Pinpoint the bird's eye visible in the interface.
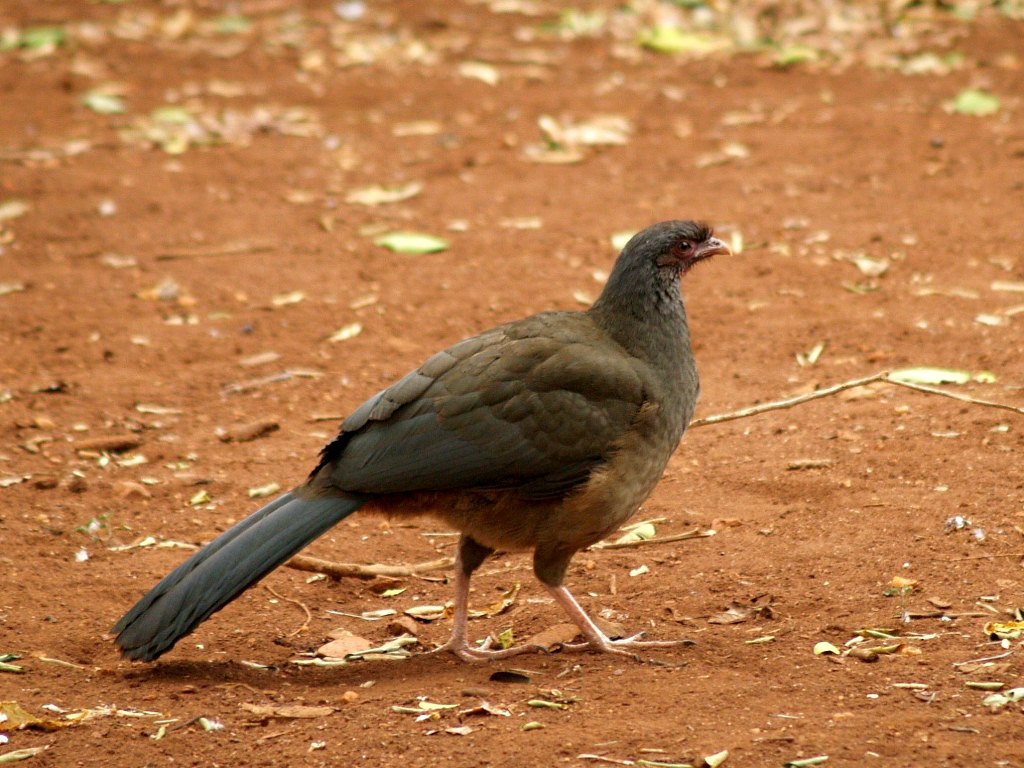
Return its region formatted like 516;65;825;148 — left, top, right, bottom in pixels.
678;241;691;251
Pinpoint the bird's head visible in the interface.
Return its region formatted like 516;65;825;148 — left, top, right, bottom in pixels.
633;220;729;277
594;220;729;317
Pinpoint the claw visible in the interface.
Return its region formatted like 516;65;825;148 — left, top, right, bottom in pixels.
544;584;693;659
555;634;693;658
429;635;548;661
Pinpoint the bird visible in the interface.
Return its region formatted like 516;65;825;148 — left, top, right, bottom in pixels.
112;220;727;662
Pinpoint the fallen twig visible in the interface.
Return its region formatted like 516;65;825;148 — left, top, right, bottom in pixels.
264;584;312;638
223;369;323;395
940;552;1024;562
885;377;1024;417
155;240;275;261
690;372;888;427
591;528;713;550
690;370;1024;428
286;554;454;580
952;651;1014;667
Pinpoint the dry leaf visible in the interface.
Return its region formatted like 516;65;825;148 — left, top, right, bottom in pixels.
240;703;335;719
317;631;375;658
328;323;363;342
458;61;500;85
345;182;422;206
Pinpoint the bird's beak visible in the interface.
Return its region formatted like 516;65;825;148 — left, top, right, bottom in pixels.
695;237;730;262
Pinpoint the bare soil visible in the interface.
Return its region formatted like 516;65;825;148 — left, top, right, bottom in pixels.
2;2;1024;766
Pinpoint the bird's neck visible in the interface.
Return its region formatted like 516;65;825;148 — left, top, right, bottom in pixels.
588;275;692;370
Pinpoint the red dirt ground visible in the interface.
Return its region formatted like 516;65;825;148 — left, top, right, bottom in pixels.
2;1;1024;766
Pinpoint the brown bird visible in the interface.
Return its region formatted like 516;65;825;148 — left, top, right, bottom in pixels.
112;220;726;662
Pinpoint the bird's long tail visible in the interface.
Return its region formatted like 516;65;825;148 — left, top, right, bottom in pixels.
111;489;365;661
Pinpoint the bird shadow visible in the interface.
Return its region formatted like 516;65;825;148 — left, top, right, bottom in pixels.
114;640;691;689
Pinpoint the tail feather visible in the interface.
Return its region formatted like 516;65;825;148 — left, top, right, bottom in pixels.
112;490;364;661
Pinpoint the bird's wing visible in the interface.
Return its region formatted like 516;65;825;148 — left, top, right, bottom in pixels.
315;314;650;499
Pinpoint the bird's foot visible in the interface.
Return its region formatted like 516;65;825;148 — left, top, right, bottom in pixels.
429;634;548;662
556;632;694;659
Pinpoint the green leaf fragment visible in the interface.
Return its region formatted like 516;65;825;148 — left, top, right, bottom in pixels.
374;232;449;254
854;628;900;639
212;15;252;34
982;687;1024;709
496;627;515;649
639;26;729;55
0;747;49;763
965;681;1005;691
889;367;971;385
527;699;567;710
151;106;193;124
345;182;422;206
558;9;606;34
19;26;65;49
416;700;458;711
189;489;211;506
82;91;127;115
521;721;545;731
772;45;819;67
784;757;828;767
950;89;1000;116
813;641;840;655
343;634;417;659
613;521;656;544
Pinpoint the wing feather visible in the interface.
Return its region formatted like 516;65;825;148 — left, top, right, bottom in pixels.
315;314;651;499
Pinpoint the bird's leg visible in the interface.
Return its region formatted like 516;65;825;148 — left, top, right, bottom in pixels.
545;583;688;656
430;535;552;661
533;548;688;657
429;547;476;660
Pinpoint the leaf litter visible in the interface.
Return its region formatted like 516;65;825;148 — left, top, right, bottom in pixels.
4;1;1024;764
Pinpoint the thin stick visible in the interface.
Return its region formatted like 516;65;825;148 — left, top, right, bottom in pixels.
689;372;888;427
941;552;1024;562
155;241;275;260
286;554;454;580
592;528;713;550
689;370;1024;428
885;378;1024;417
257;727;300;742
264;584;312;637
952;651;1014;667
